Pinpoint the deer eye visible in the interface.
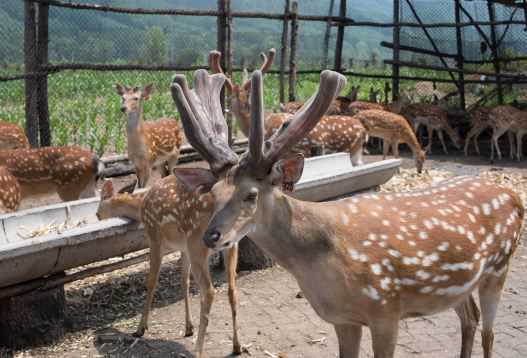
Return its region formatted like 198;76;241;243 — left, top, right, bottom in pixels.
244;189;258;202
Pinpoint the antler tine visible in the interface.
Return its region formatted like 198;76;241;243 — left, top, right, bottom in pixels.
248;70;265;165
262;70;346;169
208;50;234;93
170;70;238;176
259;48;276;73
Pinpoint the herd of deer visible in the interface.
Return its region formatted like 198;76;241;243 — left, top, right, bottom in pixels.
0;48;525;358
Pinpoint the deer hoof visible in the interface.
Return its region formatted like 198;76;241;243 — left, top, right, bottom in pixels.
232;343;242;355
184;325;194;337
133;327;146;338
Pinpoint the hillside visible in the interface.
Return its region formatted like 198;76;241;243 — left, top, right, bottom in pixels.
0;0;393;67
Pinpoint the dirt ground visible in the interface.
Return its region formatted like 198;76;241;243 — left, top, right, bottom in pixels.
5;151;527;358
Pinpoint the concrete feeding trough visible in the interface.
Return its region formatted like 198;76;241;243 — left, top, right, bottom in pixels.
0;153;401;290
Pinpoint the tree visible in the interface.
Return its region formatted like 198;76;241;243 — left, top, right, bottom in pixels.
142;27;168;64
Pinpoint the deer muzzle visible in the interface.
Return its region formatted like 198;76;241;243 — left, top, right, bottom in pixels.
203;229;222;249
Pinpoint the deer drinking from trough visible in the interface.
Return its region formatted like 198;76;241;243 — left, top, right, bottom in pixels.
114;84;182;188
96;113;242;357
210;50;367;166
172;68;525;358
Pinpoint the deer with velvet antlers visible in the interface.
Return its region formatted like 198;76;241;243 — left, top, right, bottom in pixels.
210;50;367;166
114;84;182;188
171;68;525;358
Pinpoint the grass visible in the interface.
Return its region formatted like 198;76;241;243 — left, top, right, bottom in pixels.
0;65;512;157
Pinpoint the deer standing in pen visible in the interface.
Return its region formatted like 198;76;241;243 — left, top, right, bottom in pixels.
172;68;525;358
489;105;526;162
114;84;182;188
210;50;367;166
0;121;29;149
400;103;462;154
0;146;101;202
96;98;242;357
281;85;361;115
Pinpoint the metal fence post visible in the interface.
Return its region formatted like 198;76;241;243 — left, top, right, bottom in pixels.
24;1;39;147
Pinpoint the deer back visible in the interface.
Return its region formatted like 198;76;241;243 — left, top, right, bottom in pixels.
0;166;21;213
0;122;30;150
142;118;183;161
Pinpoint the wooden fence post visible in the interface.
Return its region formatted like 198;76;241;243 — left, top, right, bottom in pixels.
37;2;51;146
333;0;346;72
24;1;39;148
487;1;504;104
217;0;227;108
454;0;465;110
225;0;234;145
288;1;298;102
322;0;335;69
279;0;290;105
392;0;400;100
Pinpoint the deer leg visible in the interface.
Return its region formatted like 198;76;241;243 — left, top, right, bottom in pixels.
382;139;390;159
437;130;449;154
370;319;399;358
334;324;362;358
391;140;399;158
464;129;474;156
223;244;242;354
474;130;482;156
454;294;480;358
508;132;515;160
515;132;523;161
189;250;215;358
425;126;434;154
181;253;194;337
135;163;151;188
479;271;508;358
491;127;507;161
134;231;163;337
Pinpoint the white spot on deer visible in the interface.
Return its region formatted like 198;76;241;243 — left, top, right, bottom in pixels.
418;231;429;240
436;259;486;296
359;254;369;262
368;233;377;241
482;203;492;216
403;257;420;265
382;220;390;226
468;213;476;223
380;277;392;291
341;213;349;225
422;253;439;267
348;204;358;214
400;278;417;286
361;285;380;301
491;198;500;210
437;242;449;251
441;262;474;271
420;286;434;294
494;223;502;235
388;249;401;258
371;263;382;275
457;225;466;235
382;258;395;272
416;270;431;280
474;252;481;260
432;274;450;283
372;211;379;217
479;226;486;235
408;240;416;246
473;206;480;215
466;231;476;244
485;234;495;245
465;192;474;199
423;220;433;229
396;234;404;241
504;240;512;254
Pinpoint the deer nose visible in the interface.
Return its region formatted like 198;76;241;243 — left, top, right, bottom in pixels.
203;230;221;248
120;106;126;113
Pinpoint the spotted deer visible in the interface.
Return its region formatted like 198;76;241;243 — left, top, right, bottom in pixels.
280;85;361;115
488;105;527;162
114;84;182;188
210;50;367;165
0;121;29;149
0;166;21;213
96;169;241;355
172;68;525;358
0;146;101;202
401;103;462;154
344;95;408;116
353;109;426;173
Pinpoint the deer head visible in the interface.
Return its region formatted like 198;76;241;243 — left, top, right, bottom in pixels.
209;48;275;122
347;85;360;101
96;179;141;221
173;69;346;250
114;83;154;113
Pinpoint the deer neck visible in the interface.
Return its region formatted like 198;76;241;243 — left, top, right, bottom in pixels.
230;99;251;137
126;107;145;141
104;193;144;222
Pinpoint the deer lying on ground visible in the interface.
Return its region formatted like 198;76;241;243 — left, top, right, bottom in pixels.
96;178;241;357
280;85;360;115
489;105;527;162
353;109;426;173
0;121;29;149
0;166;21;213
172;68;525;358
210;50;367;165
401;103;462;154
114;84;182;188
0;146;101;202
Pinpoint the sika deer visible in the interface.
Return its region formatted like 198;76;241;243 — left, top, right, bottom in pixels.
281;85;361;115
0;146;101;202
401;103;462;154
210;50;366;165
489;105;526;162
114;84;182;188
353;109;426;173
0;166;21;213
96;179;241;357
173;68;525;358
0;121;29;149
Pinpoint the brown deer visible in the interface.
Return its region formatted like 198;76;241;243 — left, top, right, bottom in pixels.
344;95;408;116
353;109;426;173
96;136;241;356
280;85;361;115
172;69;525;358
0;146;101;202
114;84;182;188
489;105;526;162
401;103;462;154
0;121;29;149
210;51;367;165
0;166;21;213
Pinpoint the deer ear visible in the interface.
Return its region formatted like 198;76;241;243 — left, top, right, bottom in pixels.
101;180;114;200
270;153;304;192
114;83;126;96
118;180;137;194
173;168;218;195
142;84;154;100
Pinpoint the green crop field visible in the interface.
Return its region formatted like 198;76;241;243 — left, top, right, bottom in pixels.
0;66;459;157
